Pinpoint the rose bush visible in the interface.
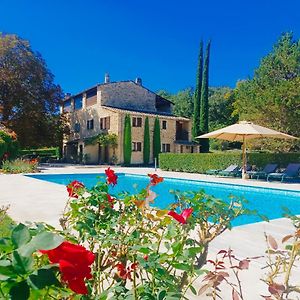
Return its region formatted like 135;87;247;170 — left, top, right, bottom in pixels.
0;168;266;299
60;170;254;299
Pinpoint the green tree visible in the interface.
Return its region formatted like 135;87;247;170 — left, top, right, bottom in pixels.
192;41;203;139
234;33;300;151
209;87;237;130
123;114;132;165
0;33;64;148
172;88;194;118
143;116;150;164
199;40;211;152
208;87;240;150
153;117;161;162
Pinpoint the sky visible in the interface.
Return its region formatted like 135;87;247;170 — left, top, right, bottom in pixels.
1;0;299;94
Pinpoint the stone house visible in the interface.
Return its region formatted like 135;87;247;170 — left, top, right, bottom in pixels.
62;75;199;164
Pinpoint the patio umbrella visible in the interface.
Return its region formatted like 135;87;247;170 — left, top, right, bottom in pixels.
196;121;297;179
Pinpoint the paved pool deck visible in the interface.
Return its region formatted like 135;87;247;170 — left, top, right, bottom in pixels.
0;165;299;299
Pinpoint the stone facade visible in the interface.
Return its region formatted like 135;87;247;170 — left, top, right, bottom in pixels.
62;78;199;164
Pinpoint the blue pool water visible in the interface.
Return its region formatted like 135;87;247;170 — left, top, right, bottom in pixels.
26;173;300;227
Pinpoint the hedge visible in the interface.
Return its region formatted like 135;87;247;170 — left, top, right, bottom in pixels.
159;152;300;173
19;147;60;159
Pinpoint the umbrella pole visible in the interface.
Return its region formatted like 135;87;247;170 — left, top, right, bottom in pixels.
242;136;247;179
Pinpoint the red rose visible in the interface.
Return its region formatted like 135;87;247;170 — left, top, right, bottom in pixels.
66;180;84;198
130;262;138;270
115;262;138;280
105;167;118;186
40;241;95;295
148;174;164;186
107;194;115;208
116;262;131;280
168;208;193;224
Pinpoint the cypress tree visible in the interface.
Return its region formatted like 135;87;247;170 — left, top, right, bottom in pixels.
199;40;211;152
192;40;203;140
143;116;150;164
123;114;132;165
153;117;161;162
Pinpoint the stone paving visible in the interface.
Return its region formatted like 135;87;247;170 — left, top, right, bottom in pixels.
0;165;299;299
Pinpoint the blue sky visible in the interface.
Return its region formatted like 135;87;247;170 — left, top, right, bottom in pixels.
1;0;299;94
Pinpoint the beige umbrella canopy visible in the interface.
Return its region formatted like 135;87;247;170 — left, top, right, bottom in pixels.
196;121;297;178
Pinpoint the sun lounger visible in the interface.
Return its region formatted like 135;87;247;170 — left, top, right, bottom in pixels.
217;164;240;177
248;163;278;180
267;163;300;182
234;164;252;178
206;169;221;175
206;164;238;176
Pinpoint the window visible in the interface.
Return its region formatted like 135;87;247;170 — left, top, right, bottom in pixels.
74;123;80;133
132;142;142;152
74;95;83;110
100;117;110;130
132;117;142;127
162;143;171;153
162;120;167;129
87;119;94;130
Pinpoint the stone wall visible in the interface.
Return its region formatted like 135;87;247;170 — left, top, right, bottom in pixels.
117;113;182;164
99;82;157;112
68;106;119;141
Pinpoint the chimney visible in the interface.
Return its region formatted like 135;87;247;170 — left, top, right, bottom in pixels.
135;77;142;86
104;73;110;83
64;93;71;99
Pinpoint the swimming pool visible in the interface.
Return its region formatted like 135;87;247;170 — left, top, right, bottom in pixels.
26;173;300;226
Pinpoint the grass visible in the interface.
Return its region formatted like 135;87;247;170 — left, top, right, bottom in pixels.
0;207;14;237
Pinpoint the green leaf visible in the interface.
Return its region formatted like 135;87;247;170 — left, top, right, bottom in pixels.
187;246;203;256
157;290;167;300
165;292;182;300
19;231;64;256
11;223;31;248
0;260;15;280
0;238;13;252
98;290;108;300
12;250;34;274
30;231;64;250
9;281;30;300
28;268;60;289
171;263;191;271
171;241;181;254
189;285;197;295
131;245;151;254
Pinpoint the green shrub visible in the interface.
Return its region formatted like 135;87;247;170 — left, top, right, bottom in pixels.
2;159;38;174
159;152;300;173
0;131;19;161
123;114;132;165
153;117;161;161
19;147;59;158
0;206;14;237
143;116;150;164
